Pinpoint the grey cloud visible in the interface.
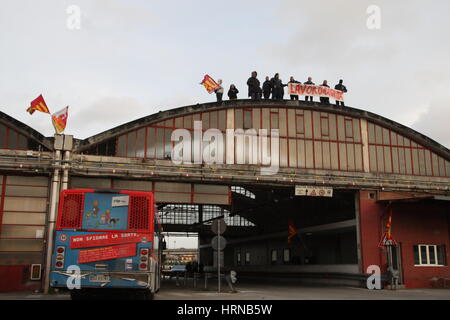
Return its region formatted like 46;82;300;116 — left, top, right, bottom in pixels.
412;99;450;148
69;96;147;139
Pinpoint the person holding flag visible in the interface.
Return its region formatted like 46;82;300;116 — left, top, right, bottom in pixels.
214;79;224;102
200;74;221;94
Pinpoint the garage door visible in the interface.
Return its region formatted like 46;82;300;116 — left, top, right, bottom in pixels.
0;175;49;292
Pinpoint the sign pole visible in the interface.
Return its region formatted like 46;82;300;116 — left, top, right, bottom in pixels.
211;218;226;294
217;219;221;294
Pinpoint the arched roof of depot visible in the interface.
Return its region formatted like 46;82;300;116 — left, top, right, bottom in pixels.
76;100;450;160
0;110;53;151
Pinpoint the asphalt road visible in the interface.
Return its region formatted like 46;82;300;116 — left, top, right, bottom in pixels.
1;279;449;300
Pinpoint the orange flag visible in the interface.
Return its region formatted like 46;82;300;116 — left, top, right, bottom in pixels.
200;74;221;94
27;95;50;115
288;220;298;244
51;106;69;134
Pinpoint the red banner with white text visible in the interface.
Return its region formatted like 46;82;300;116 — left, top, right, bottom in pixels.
71;232;149;249
288;83;345;101
78;243;137;263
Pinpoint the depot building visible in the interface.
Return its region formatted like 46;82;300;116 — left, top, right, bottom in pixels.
0;99;449;292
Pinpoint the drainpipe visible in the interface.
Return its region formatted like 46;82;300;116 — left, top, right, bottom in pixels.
43;149;61;294
61;150;71;191
44;134;72;293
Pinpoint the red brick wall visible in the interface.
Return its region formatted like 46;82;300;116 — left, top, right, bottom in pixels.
359;190;450;288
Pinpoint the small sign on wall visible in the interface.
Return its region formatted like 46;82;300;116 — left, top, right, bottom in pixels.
30;264;42;280
295;185;333;197
35;229;44;239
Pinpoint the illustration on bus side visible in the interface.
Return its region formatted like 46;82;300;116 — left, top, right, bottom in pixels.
82;193;129;230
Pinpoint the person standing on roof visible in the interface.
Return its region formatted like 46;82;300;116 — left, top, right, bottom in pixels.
215;79;224;102
288;76;301;100
320;80;330;104
247;71;261;100
228;84;239;100
270;73;287;100
334;79;347;106
262;76;272;100
304;77;315;102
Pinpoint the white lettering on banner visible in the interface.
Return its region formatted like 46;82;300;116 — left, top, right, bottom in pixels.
288;83;345;101
295;185;333;197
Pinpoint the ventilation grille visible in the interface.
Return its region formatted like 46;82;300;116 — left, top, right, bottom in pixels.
128;195;151;232
57;193;84;229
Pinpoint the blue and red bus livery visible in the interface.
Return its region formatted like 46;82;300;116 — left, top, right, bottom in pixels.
50;189;161;299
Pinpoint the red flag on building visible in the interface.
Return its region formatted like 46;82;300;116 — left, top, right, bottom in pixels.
200;74;221;94
51;106;69;134
288;220;298;244
27;95;50;115
379;207;397;247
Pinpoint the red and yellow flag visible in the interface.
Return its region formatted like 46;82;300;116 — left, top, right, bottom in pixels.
200;74;221;94
386;212;393;241
379;207;396;247
51;106;69;134
27;95;50;115
288;220;298;244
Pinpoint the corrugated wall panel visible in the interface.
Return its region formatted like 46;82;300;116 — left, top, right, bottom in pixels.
0;175;49;266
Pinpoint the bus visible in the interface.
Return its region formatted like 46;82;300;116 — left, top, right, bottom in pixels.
49;189;162;299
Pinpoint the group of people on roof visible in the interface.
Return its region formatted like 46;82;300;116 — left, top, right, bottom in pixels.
214;71;347;106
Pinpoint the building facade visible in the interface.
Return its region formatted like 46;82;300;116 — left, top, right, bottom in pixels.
0;99;449;292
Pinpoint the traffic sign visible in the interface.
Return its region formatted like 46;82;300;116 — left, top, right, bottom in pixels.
211;235;226;251
295;185;333;197
211;218;227;234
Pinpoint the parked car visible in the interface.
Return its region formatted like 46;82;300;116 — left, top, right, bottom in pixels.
170;264;187;275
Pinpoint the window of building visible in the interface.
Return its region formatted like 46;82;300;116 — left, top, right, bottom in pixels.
344;118;354;138
0;124;28;150
413;244;446;266
245;252;250;264
243;109;252;129
231;186;256;199
270;112;279;130
271;249;277;264
320;115;329;137
236;252;241;265
283;248;290;263
296;114;304;134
